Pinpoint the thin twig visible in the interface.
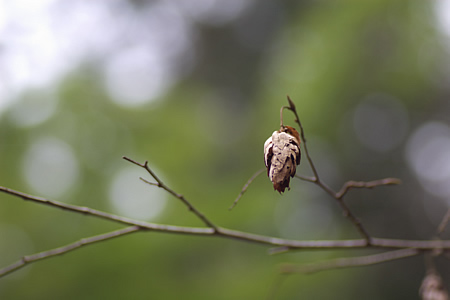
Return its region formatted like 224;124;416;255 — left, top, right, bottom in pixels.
268;246;291;255
280;248;421;274
295;175;400;243
122;156;217;230
229;168;264;210
438;208;450;236
336;178;402;200
0;226;140;278
294;174;316;183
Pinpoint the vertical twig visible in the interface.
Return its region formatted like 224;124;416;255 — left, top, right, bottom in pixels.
286;96;320;180
285;96;371;242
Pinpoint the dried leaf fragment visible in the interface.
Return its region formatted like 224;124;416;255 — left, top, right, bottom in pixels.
264;126;301;193
420;271;449;300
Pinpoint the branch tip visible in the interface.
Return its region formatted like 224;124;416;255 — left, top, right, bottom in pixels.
286;95;296;111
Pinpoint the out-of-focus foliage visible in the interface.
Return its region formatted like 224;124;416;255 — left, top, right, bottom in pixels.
1;0;450;299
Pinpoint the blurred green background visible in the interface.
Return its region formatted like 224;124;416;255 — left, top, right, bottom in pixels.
1;0;450;299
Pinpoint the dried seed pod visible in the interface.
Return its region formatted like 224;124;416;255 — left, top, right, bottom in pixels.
420;271;449;300
264;125;301;193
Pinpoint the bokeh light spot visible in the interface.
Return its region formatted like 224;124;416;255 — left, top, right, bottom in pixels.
109;167;167;220
435;0;450;37
274;187;338;240
7;90;57;128
406;121;450;198
22;137;79;199
175;0;253;26
353;93;408;152
103;46;171;107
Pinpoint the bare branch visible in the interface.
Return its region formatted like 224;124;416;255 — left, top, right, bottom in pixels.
0;186;214;235
294;174;316;183
0;226;140;278
122;156;217;230
0;96;444;294
336;178;402;199
2;185;450;278
280;248;421;274
2;186;450;251
229;168;264;210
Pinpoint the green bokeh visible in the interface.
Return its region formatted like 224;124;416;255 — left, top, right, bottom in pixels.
1;1;449;299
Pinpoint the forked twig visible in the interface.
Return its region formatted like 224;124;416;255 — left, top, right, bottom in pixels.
285;96;372;242
229;168;264;210
122;156;217;230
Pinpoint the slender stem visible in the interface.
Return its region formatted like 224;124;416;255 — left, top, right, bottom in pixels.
437;208;450;236
286;96;319;180
280;106;289;128
280;248;420;274
295;174;316;182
